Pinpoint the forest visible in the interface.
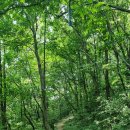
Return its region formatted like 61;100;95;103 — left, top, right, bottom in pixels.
0;0;130;130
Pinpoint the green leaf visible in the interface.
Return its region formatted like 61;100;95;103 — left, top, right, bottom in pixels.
20;0;25;3
112;79;118;85
88;0;92;3
102;64;109;69
96;2;105;7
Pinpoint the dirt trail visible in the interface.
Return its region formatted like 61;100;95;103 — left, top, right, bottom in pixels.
55;115;74;130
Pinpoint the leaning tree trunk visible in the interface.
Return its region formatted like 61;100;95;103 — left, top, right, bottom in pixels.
0;39;2;128
0;42;7;130
31;25;51;130
104;48;111;99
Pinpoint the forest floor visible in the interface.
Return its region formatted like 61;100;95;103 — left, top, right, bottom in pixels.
55;115;74;130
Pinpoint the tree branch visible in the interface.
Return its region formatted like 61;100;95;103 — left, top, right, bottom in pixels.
85;2;130;13
108;4;130;13
0;2;42;16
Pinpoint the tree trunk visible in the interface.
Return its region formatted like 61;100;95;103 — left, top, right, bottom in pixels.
0;43;7;129
0;40;2;128
32;26;51;130
104;48;111;99
113;48;127;96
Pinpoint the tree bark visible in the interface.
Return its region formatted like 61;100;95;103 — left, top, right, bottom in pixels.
0;43;7;129
104;48;111;99
31;25;51;130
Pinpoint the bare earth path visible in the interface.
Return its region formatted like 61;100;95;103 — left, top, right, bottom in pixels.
55;115;74;130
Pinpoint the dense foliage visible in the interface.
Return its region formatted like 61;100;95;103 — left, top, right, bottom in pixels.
0;0;130;130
